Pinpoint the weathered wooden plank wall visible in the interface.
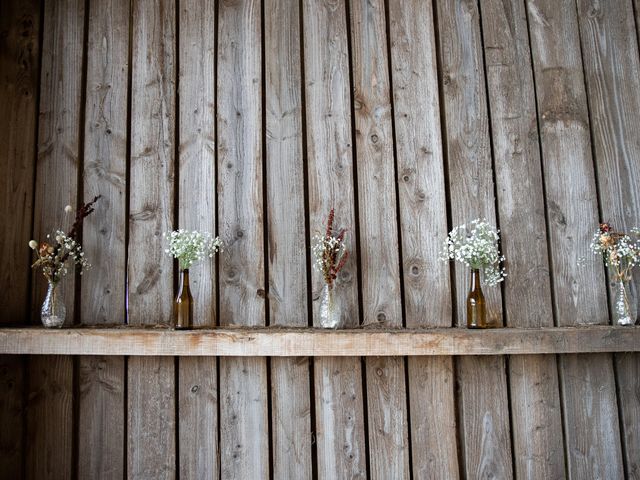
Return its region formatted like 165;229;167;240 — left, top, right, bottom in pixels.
1;0;639;479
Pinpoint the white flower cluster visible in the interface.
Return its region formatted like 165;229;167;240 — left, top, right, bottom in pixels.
56;230;90;271
312;234;347;286
164;229;223;270
440;219;506;287
590;227;640;271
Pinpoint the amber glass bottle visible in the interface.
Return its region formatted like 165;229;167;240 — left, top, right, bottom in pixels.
174;269;193;329
466;268;486;328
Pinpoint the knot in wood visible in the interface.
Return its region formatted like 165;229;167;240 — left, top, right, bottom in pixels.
191;385;199;393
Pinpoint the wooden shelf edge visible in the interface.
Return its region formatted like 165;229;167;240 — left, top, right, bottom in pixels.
0;325;638;356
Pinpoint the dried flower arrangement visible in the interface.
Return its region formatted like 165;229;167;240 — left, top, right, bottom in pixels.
589;223;640;278
312;208;349;289
440;218;506;286
164;229;223;270
587;223;640;325
29;196;101;283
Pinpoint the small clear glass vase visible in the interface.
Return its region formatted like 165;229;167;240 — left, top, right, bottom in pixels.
319;284;341;328
41;281;66;328
613;278;636;326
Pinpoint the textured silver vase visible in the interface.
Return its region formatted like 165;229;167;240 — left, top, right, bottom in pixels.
319;284;341;329
41;281;65;328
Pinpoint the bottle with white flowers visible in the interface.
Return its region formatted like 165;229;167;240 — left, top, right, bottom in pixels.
441;219;506;328
164;230;223;329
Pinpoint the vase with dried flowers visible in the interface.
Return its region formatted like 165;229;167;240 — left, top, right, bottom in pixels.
29;197;100;327
164;229;223;329
312;209;349;328
440;219;506;328
588;223;639;325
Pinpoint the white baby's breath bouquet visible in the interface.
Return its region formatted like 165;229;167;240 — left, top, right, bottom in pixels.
440;219;506;286
164;229;223;270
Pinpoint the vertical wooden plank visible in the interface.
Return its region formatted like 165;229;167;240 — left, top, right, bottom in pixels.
348;1;408;478
527;0;624;478
27;0;83;478
575;0;640;476
177;0;219;477
127;0;176;478
265;0;312;478
436;0;513;478
388;1;459;477
0;356;25;477
479;0;565;478
0;0;39;322
77;0;128;478
0;0;40;475
217;1;268;478
302;0;367;478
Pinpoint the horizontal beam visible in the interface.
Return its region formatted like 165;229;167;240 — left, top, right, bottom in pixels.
0;325;638;356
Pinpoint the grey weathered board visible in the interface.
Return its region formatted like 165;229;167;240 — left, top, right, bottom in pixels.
177;0;219;477
265;0;313;478
349;0;409;478
0;0;40;477
27;0;84;478
388;0;459;476
576;0;640;476
77;0;128;477
217;1;269;478
527;0;624;478
303;0;367;478
437;0;513;478
127;0;176;478
480;0;565;477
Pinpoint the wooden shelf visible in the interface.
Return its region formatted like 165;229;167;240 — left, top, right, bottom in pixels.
0;325;638;356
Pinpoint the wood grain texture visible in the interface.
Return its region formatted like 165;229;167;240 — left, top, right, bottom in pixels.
615;353;640;479
5;326;640;356
480;0;565;477
81;0;128;326
27;1;84;478
178;0;217;328
389;1;459;476
265;0;312;478
0;355;25;478
302;1;366;477
177;0;219;478
26;356;73;480
526;0;608;325
77;356;125;479
127;1;176;478
0;0;39;323
77;1;128;477
437;0;512;477
178;356;218;479
527;0;623;477
217;1;269;478
0;0;39;475
575;0;640;475
314;357;367;479
348;1;408;477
